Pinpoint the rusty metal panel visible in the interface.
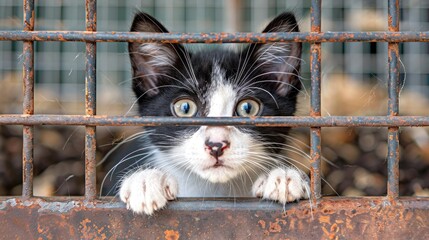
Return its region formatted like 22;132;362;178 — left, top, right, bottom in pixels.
1;197;429;239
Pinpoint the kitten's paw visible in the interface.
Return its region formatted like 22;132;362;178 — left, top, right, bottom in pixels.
119;169;178;215
252;168;309;204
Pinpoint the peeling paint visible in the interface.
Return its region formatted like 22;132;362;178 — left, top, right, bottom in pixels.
96;202;124;209
38;201;78;213
23;200;33;207
6;199;17;207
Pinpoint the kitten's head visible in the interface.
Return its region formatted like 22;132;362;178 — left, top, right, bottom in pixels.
129;12;302;183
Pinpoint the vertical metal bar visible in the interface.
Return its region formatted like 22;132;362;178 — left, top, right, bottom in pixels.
22;0;35;198
387;0;400;199
85;0;97;200
310;0;322;200
224;0;242;32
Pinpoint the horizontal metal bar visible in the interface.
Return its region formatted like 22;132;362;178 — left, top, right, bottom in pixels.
1;31;429;43
1;197;429;238
0;115;428;127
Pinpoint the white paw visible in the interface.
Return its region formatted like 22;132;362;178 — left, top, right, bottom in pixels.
119;169;178;215
252;168;309;204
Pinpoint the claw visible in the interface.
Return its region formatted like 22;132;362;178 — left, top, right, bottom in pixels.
152;201;158;211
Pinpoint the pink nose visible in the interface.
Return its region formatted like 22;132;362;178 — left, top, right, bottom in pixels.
205;140;230;159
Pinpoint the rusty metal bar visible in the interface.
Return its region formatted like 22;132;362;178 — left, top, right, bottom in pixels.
0;115;428;127
387;0;400;199
1;197;429;238
84;0;97;201
310;0;322;200
1;31;429;43
22;0;35;199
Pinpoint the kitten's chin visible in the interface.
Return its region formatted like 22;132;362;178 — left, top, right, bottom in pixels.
198;166;239;183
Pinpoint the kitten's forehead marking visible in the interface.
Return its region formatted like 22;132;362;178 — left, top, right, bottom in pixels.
211;61;225;85
207;83;236;117
207;61;236;117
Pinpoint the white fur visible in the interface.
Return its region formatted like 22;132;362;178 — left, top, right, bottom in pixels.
207;84;236;117
171;126;258;184
252;167;309;204
119;169;178;215
206;62;237;117
139;44;175;67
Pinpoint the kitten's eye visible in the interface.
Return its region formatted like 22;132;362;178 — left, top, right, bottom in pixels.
172;99;197;117
236;99;261;117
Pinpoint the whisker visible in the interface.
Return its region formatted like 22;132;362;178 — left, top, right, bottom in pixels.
125;84;190;116
246;86;279;108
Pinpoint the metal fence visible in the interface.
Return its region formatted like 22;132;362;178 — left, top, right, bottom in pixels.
1;0;429;238
2;0;429;114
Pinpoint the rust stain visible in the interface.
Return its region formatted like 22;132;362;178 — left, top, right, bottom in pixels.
335;220;344;224
322;226;330;237
164;230;180;240
269;221;282;233
322;223;340;240
258;220;266;229
288;218;296;231
269;218;286;233
330;223;339;233
346;218;354;230
319;215;331;224
80;218;107;240
277;218;287;225
37;224;53;239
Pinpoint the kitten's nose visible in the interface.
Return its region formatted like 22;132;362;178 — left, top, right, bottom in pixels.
205;140;230;159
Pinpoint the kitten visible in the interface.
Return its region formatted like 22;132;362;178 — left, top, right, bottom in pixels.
108;11;310;215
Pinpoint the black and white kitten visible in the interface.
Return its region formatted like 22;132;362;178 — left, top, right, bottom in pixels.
113;11;309;215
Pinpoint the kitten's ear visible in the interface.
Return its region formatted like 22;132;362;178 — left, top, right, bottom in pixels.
249;12;302;97
129;12;186;96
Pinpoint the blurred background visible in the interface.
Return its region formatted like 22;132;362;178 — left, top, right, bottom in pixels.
0;0;429;197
